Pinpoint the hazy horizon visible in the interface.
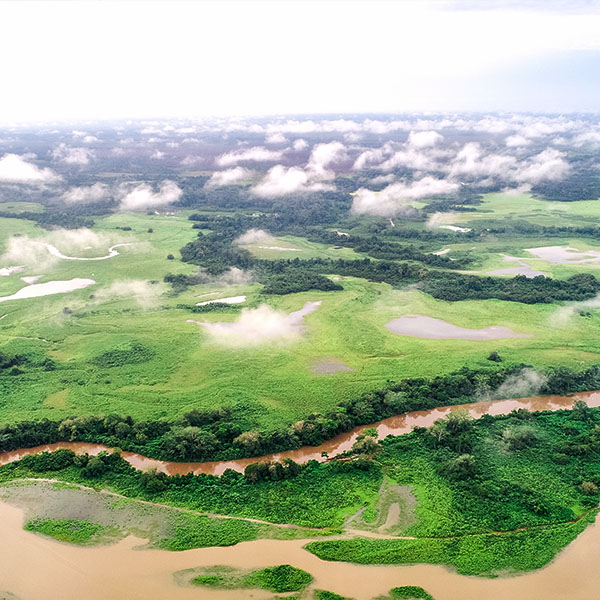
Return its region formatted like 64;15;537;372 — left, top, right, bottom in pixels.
1;0;599;123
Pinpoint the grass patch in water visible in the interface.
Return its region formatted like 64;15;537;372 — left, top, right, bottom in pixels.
24;518;118;545
191;564;313;592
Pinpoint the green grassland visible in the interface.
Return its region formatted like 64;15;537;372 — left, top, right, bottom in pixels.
2;276;600;428
0;196;600;429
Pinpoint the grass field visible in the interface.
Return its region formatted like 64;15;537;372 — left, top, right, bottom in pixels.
0;197;600;428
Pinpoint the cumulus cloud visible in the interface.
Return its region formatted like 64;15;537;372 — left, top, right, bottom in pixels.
513;148;570;184
150;150;165;159
216;146;285;167
292;138;309;151
52;144;95;165
265;132;287;144
61;183;111;204
0;154;61;184
306;142;347;179
205;167;253;188
352;177;459;217
119;180;182;211
407;130;443;148
448;143;517;180
251;165;333;198
234;228;273;245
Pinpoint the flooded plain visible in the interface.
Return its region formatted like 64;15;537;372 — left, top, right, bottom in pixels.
3;494;600;600
385;314;530;340
0;278;96;303
488;254;549;278
525;245;600;265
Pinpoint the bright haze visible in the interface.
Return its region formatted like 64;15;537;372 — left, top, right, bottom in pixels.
1;0;600;123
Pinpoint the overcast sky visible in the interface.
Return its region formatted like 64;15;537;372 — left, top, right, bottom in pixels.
1;0;599;122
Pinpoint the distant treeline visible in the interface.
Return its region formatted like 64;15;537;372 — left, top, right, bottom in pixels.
2;364;600;462
0;210;94;230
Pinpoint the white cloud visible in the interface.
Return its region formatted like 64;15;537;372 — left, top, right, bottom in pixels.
150;150;165;159
62;182;111;204
352;177;459;217
94;280;164;309
82;135;99;143
448;143;517;179
426;211;458;229
119;180;182;210
0;153;61;184
194;303;319;347
265;132;287;144
306;141;347;179
251;165;333;198
52;144;95;165
205;166;253;188
216;146;285;167
514;148;570;184
292;138;309;151
505;134;531;147
234;228;273;245
407;130;443;148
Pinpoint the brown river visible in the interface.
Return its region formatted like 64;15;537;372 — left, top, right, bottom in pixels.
2;390;600;476
3;391;600;599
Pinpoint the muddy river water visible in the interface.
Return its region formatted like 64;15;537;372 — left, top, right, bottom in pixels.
3;392;600;599
3;493;600;600
3;390;600;476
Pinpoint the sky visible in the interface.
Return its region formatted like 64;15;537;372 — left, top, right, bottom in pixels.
1;0;599;122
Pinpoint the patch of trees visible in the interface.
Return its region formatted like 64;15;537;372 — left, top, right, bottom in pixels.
532;171;600;202
422;272;600;304
176;303;242;313
90;344;155;368
262;272;343;295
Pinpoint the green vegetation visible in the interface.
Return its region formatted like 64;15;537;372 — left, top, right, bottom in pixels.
314;591;355;600
191;564;312;593
24;518;115;545
375;587;435;600
306;404;600;576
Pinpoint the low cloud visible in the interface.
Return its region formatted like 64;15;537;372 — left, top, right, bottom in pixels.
408;130;443;148
93;280;164;309
352;177;459;217
119;180;182;211
216;267;254;286
195;304;303;347
205;167;253;188
265;132;287;145
505;134;531;147
234;228;273;245
292;139;309;151
216;146;285;167
251;165;333;198
306;142;347;179
426;211;458;229
52;144;95;165
491;368;547;399
0;154;61;185
61;183;111;204
513;148;570;184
